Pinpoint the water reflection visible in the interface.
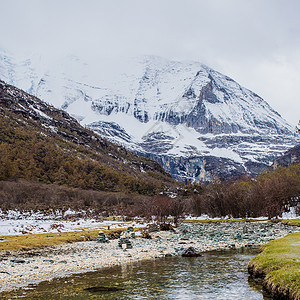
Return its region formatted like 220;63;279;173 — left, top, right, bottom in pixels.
1;248;271;299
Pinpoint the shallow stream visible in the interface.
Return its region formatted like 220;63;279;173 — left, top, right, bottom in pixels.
2;247;270;299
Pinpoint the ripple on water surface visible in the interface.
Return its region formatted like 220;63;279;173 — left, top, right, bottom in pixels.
1;248;271;299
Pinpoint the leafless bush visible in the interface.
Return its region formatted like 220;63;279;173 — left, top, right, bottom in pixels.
190;165;300;218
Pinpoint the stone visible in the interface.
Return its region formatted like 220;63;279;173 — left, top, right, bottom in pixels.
181;247;202;257
0;271;10;274
120;227;136;239
160;223;174;231
96;231;109;243
10;259;26;264
147;224;159;232
43;259;55;263
127;226;134;232
117;237;133;249
120;230;135;239
235;233;243;241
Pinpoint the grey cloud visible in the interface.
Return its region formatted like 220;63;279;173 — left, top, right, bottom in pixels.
0;0;299;125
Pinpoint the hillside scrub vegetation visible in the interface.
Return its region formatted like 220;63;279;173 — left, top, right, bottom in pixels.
0;164;299;219
0;80;299;219
190;163;300;218
0;117;175;195
0;80;177;197
0;179;154;216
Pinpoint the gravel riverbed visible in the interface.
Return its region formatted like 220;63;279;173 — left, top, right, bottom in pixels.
0;221;298;293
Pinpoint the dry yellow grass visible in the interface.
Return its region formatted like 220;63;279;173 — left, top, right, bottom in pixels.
0;228;126;252
280;219;300;227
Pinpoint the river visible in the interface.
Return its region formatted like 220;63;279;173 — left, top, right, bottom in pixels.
2;247;270;299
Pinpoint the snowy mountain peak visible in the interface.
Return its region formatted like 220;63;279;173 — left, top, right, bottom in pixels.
0;50;298;182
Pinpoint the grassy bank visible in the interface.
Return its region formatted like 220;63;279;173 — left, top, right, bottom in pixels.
183;218;268;223
0;228;126;252
184;218;300;226
280;219;300;227
248;232;300;299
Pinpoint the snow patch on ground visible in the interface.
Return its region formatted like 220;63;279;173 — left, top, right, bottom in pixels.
281;207;298;219
0;210;144;236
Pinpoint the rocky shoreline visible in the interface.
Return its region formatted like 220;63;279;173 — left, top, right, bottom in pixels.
0;221;298;294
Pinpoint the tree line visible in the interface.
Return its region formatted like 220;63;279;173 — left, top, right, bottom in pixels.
190;163;300;218
1;163;299;219
0;116;176;196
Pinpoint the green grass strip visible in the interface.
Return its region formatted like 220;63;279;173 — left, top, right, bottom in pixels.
183;218;268;223
248;232;300;299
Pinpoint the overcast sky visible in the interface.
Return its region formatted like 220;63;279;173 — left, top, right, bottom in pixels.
0;0;299;127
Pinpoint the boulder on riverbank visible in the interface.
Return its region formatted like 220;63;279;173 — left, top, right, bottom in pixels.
181;247;202;257
159;223;174;231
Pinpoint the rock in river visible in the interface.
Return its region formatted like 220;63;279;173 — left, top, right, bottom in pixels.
181;247;202;257
84;286;124;293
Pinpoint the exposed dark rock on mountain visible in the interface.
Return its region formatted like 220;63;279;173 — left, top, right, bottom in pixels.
1;52;298;182
272;144;300;169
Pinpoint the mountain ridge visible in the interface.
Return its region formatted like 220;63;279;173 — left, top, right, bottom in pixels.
1;51;298;182
0;79;176;194
272;143;300;169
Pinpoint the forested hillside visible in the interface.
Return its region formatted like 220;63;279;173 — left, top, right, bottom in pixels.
1;79;299;218
0;80;178;211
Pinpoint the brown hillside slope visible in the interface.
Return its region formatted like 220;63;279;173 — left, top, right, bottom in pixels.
0;80;178;205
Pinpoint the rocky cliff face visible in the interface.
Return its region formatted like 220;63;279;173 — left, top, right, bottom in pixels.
272;143;300;169
1;51;298;182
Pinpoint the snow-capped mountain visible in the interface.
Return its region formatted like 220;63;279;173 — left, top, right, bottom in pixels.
0;50;298;182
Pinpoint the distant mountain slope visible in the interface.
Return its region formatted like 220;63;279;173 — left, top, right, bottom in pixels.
272;143;300;169
0;80;176;195
1;51;298;182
